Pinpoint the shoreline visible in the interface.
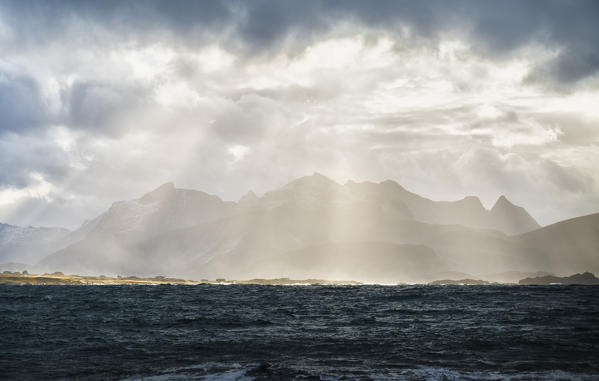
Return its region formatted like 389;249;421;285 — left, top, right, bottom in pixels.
2;272;598;286
0;272;362;286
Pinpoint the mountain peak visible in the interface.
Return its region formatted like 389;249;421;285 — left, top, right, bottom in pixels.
306;172;336;184
140;182;176;203
489;194;541;233
463;195;483;205
492;195;514;211
379;179;405;190
239;190;259;204
285;173;339;189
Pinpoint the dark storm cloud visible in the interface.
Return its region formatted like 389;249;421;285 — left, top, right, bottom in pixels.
0;73;49;133
236;0;599;83
0;0;233;46
463;0;599;83
0;133;71;187
66;80;150;134
0;75;150;137
2;0;598;83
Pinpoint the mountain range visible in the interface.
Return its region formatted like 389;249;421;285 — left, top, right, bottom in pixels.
2;174;598;283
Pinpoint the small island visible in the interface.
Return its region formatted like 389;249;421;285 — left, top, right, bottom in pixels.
427;279;492;285
518;272;599;285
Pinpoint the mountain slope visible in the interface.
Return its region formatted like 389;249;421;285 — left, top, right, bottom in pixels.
513;213;599;274
39;183;237;275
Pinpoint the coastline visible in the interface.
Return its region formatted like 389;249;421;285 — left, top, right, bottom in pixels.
0;272;361;286
3;271;598;286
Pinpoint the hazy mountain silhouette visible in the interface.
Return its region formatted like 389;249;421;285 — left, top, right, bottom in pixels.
82;182;235;240
345;180;540;234
0;223;71;264
490;195;541;235
35;174;598;282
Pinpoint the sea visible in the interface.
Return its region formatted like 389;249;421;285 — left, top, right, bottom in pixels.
1;284;598;380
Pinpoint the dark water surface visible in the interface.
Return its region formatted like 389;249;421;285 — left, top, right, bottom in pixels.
1;285;598;380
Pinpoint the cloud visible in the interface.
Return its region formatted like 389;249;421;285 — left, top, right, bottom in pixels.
0;129;73;187
66;80;152;135
0;1;598;229
0;0;234;47
1;1;599;84
0;73;50;133
542;160;594;194
210;94;291;144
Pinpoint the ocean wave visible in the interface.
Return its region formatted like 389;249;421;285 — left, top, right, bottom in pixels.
122;362;599;381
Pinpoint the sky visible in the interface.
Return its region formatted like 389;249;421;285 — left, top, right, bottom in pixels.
0;0;598;229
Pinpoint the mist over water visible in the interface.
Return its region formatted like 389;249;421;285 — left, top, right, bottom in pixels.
1;284;598;380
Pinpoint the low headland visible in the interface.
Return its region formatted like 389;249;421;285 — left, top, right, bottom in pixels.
518;272;599;285
427;279;493;285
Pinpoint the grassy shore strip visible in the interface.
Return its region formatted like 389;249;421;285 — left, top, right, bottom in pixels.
0;272;199;285
0;272;361;286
